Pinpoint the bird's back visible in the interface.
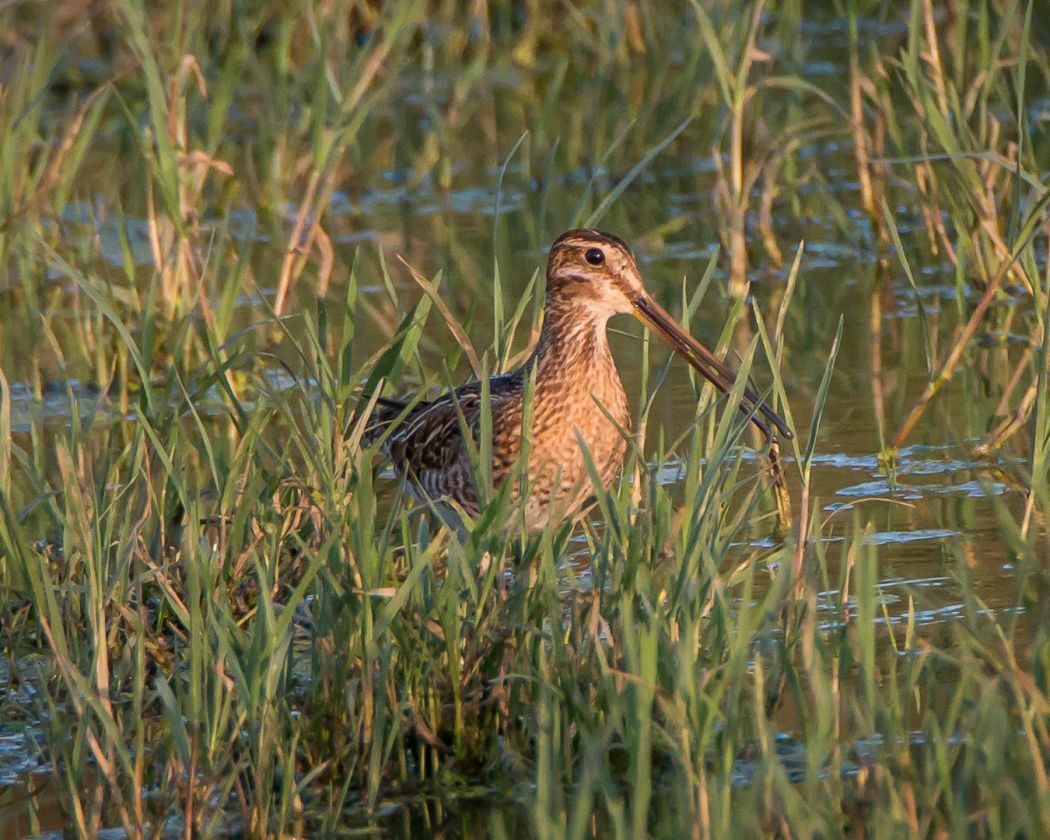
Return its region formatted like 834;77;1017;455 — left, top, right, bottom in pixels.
364;372;526;518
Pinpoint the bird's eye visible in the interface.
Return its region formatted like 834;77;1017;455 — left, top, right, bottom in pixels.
584;247;605;266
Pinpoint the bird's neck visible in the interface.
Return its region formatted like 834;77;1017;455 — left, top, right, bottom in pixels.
529;293;616;381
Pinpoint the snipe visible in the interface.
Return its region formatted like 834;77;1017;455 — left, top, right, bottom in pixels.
366;229;791;530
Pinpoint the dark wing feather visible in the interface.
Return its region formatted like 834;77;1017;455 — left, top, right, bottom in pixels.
359;394;417;447
371;373;525;513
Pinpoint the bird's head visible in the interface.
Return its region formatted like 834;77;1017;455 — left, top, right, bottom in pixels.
546;229;645;318
545;228;792;441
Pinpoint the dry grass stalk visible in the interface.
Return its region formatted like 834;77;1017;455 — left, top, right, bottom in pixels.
892;252;1019;449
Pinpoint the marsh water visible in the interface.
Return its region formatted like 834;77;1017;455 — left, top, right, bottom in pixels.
1;2;1046;835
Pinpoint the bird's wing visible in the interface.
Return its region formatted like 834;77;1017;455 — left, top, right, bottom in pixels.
380;375;524;512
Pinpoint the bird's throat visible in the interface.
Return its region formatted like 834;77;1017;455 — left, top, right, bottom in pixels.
531;295;615;380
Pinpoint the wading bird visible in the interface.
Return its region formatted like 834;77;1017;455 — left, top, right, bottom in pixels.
366;230;791;530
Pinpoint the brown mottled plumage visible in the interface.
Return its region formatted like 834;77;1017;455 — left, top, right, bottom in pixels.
366;230;791;531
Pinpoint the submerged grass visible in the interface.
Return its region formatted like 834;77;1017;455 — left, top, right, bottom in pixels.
0;0;1048;837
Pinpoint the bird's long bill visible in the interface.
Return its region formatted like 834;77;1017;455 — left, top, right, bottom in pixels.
632;294;793;440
